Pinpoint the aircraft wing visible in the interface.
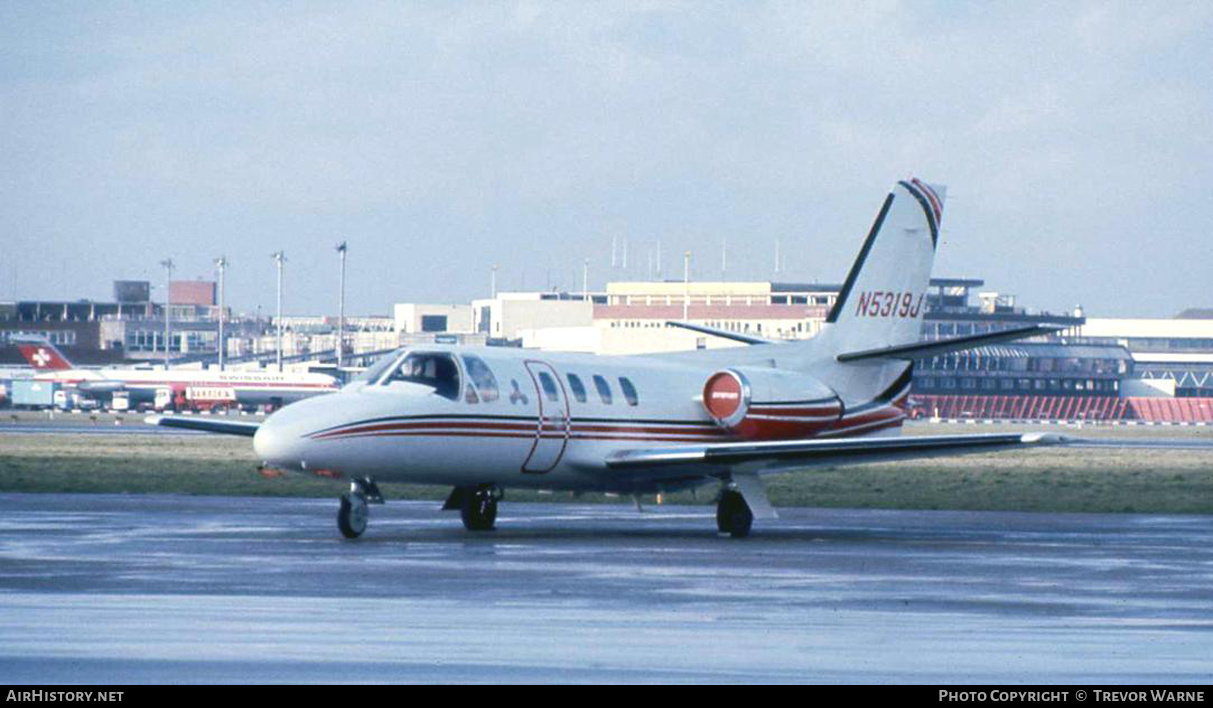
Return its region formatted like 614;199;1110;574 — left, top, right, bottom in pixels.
606;432;1067;477
145;415;261;437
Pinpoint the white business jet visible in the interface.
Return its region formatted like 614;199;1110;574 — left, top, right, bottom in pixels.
152;179;1064;537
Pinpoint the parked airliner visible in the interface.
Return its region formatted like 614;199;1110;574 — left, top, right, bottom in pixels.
17;339;338;411
152;178;1064;537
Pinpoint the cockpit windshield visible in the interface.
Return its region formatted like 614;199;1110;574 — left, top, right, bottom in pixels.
346;350;403;387
381;352;461;400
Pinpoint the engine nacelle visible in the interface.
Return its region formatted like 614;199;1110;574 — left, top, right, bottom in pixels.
702;367;842;440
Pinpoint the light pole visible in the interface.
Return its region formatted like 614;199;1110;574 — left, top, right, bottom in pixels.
583;258;589;300
491;264;498;298
272;251;286;372
214;256;227;371
336;241;347;373
683;250;691;322
159;258;174;368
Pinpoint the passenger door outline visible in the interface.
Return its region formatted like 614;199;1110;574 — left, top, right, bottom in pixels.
521;360;570;474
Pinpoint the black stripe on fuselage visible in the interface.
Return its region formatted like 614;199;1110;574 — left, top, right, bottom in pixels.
876;363;914;402
306;413;537;437
825;193;895;324
306;413;720;438
836;363;913;418
750;396;838;406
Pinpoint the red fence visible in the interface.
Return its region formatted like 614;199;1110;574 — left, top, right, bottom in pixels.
911;395;1213;423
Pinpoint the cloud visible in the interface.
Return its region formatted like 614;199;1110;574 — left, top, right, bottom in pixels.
1;2;1210;315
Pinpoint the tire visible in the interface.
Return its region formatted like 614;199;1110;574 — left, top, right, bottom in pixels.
338;493;369;539
461;487;498;531
716;490;753;538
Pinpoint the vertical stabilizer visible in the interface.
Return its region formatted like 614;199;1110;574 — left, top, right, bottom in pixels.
14;337;75;371
786;179;945;407
818;179;945;355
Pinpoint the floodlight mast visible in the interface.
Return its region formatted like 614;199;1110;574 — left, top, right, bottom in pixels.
159;258;175;368
336;242;347;373
272;251;286;372
214;256;228;371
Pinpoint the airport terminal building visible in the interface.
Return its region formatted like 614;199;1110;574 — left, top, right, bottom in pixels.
3;276;1212;423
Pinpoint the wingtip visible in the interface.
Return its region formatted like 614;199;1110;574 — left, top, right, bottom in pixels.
1021;433;1072;445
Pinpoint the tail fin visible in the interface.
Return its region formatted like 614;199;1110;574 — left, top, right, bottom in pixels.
817;178;945;355
14;337;75;371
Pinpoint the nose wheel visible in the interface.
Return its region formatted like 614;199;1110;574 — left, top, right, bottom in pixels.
460;484;501;531
337;477;383;539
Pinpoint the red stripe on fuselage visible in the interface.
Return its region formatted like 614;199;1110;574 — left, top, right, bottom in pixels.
311;419;731;442
308;405;906;446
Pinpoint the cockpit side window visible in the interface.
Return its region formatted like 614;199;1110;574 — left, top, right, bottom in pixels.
461;355;500;403
383;352;461;400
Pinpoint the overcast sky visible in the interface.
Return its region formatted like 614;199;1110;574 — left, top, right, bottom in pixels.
3;1;1210;318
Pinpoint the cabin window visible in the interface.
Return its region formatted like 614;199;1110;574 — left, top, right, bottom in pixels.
592;375;613;404
461;355;499;403
567;374;587;403
537;371;560;402
383;352;461;400
618;377;639;406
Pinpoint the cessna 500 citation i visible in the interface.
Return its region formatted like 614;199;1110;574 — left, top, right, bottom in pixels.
152;178;1065;538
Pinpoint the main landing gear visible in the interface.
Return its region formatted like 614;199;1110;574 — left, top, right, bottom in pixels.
443;484;502;531
337;477;384;539
716;488;754;538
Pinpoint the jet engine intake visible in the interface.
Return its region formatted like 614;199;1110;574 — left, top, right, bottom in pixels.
702;367;842;441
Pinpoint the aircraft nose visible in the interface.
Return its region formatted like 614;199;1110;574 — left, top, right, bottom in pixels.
253;411;306;469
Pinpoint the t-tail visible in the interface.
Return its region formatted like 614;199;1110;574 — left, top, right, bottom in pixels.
803;179;946;405
13;336;76;371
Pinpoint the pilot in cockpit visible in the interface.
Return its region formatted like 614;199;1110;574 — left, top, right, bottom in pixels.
385;353;459;399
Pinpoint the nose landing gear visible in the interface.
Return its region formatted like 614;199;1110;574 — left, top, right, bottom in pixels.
337;477;384;539
442;484;502;531
462;484;501;531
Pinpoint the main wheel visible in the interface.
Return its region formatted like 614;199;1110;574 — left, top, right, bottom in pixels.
460;486;498;531
338;492;369;539
716;489;753;538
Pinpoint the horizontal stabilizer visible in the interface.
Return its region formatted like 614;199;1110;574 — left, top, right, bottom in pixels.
835;325;1063;363
145;415;261;437
664;321;774;346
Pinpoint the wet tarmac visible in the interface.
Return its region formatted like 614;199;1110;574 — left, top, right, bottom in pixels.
0;493;1211;683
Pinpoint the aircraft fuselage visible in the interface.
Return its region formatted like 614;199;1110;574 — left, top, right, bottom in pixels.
253;344;908;495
